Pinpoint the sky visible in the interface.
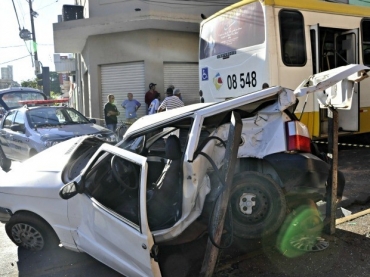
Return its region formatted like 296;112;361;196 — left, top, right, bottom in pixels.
0;0;74;83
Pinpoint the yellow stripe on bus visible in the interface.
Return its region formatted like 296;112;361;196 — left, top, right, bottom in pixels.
295;111;320;138
360;109;370;134
296;107;370;138
265;0;370;16
203;0;370;24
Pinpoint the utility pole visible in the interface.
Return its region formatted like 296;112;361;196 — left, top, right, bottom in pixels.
28;0;39;74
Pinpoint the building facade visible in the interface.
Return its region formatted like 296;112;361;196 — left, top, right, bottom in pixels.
53;0;237;125
1;66;13;81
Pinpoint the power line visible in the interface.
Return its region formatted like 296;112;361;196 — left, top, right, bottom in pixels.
0;45;24;48
16;0;26;27
0;44;53;49
11;0;22;31
36;0;59;11
0;55;31;65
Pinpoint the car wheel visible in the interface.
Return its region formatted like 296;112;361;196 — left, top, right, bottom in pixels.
5;212;59;251
29;149;37;158
230;171;286;239
0;146;11;172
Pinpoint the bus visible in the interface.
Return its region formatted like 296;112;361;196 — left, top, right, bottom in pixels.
199;0;370;139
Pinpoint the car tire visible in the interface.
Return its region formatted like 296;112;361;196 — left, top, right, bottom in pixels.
5;212;60;251
29;149;38;158
0;146;11;172
230;171;287;239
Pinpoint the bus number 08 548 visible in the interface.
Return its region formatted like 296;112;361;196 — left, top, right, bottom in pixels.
227;72;257;90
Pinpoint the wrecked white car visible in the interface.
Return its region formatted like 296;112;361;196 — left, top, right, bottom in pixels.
0;65;367;277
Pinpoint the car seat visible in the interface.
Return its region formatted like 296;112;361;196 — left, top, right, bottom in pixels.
146;135;183;230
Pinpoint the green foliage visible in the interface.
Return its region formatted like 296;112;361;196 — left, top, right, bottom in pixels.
21;78;38;89
21;72;62;96
50;71;61;94
50;91;61;99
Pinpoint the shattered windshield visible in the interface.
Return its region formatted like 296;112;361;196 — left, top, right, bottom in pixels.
118;135;145;154
27;107;90;127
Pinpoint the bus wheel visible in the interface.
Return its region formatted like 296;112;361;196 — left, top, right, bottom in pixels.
230;171;286;239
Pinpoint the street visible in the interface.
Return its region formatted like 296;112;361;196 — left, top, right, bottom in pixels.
1;147;370;276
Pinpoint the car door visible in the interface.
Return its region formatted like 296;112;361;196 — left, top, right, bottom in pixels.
0;111;16;158
9;111;29;161
66;143;161;277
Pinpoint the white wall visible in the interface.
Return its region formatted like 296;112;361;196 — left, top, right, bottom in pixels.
80;29;199;119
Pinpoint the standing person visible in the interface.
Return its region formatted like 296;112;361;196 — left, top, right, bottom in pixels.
173;88;183;102
104;94;120;132
148;92;161;115
122;93;141;123
168;84;184;101
158;88;184;112
145;83;158;113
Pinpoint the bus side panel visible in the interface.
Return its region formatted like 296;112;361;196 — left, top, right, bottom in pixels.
275;7;370;137
266;6;280;89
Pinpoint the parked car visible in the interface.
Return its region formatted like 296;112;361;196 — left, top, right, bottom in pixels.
0;99;117;171
0;87;47;112
0;65;367;277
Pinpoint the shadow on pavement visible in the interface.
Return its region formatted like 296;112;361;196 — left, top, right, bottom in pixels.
17;246;121;277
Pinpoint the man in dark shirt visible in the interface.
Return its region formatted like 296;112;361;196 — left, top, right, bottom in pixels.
145;83;158;114
104;94;120;132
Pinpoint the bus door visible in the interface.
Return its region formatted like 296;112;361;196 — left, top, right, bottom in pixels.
310;25;359;136
335;29;360;132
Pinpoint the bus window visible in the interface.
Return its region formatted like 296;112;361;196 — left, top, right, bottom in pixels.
199;1;265;60
279;10;306;66
361;19;370;66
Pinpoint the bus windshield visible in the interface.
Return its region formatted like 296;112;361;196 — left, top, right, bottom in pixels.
199;1;265;60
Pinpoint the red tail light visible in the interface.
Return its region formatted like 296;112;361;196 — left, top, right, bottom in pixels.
285;121;311;153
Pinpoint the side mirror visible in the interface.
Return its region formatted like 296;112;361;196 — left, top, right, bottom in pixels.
89;118;97;124
10;124;25;133
59;181;79;199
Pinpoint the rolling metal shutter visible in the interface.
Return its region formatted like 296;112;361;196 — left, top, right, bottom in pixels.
164;63;199;105
101;62;145;124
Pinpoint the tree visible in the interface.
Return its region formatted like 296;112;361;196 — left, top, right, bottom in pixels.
21;76;61;99
50;71;61;94
21;72;61;95
21;78;38;89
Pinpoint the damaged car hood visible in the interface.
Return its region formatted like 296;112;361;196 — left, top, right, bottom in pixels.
0;136;92;198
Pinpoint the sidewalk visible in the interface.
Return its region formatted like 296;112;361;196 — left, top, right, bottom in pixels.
338;148;370;207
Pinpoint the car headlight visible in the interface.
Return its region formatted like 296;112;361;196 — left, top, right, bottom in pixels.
106;134;117;143
93;134;117;143
44;140;61;148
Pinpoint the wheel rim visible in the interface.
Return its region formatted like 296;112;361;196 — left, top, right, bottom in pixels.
238;192;257;215
232;186;270;224
290;235;329;252
11;223;44;250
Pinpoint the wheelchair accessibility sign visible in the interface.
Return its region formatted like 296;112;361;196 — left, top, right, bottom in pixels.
201;67;209;81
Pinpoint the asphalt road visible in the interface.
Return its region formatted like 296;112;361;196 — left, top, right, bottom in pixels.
1;147;370;277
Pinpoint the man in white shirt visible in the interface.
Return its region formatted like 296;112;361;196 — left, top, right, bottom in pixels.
148;92;161;114
158;88;184;112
